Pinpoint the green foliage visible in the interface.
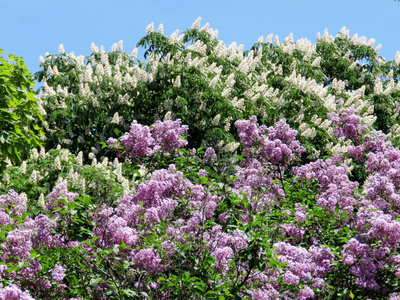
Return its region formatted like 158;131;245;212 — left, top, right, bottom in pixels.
0;49;45;170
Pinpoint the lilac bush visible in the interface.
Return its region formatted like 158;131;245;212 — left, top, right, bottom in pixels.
4;115;400;299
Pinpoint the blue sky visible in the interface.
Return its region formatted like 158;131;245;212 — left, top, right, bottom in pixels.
2;0;400;86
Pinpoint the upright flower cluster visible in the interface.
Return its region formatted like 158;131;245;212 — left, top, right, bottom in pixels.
235;116;305;166
294;155;358;214
328;106;367;145
107;119;188;158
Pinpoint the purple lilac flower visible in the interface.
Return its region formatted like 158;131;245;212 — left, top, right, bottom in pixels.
107;120;155;158
273;242;333;290
297;286;315;299
348;145;364;162
26;214;57;248
389;293;400;300
0;285;35;300
0;211;12;226
328;107;367;144
44;182;78;212
235;116;305;166
94;214;140;249
232;158;285;210
197;169;208;177
203;147;217;163
133;248;162;273
151;119;189;154
280;223;304;242
3;228;34;261
0;189;27;217
294;156;358;214
248;286;279;300
51;264;66;282
108;119;189;159
211;246;234;271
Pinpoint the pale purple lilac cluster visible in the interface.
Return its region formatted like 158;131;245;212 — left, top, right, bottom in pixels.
0;189;27;223
107;119;188;158
294;155;358;214
235;116;305;166
328;106;367;144
0;285;34;300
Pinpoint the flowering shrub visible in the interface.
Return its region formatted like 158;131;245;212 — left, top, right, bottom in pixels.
3;19;400;299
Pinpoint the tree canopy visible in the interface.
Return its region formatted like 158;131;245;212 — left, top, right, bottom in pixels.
0;49;44;170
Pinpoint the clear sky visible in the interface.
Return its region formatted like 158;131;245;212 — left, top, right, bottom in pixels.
2;0;400;86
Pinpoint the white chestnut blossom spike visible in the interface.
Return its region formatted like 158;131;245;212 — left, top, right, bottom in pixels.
266;34;273;44
111;112;120;124
38;193;45;208
77;151;83;166
54;156;61;171
323;29;329;39
223;142;240;153
257;36;264;43
191;17;201;29
146;22;154;34
200;22;209;31
285;33;293;43
164;111;173;121
91;43;98;53
117;40;123;51
58;44;65;55
212;114;221;126
395;51;400;65
30;149;39;160
173;76;181;88
131;48;138;59
20;161;27;174
40;147;46;159
274;35;280;46
158;24;163;34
